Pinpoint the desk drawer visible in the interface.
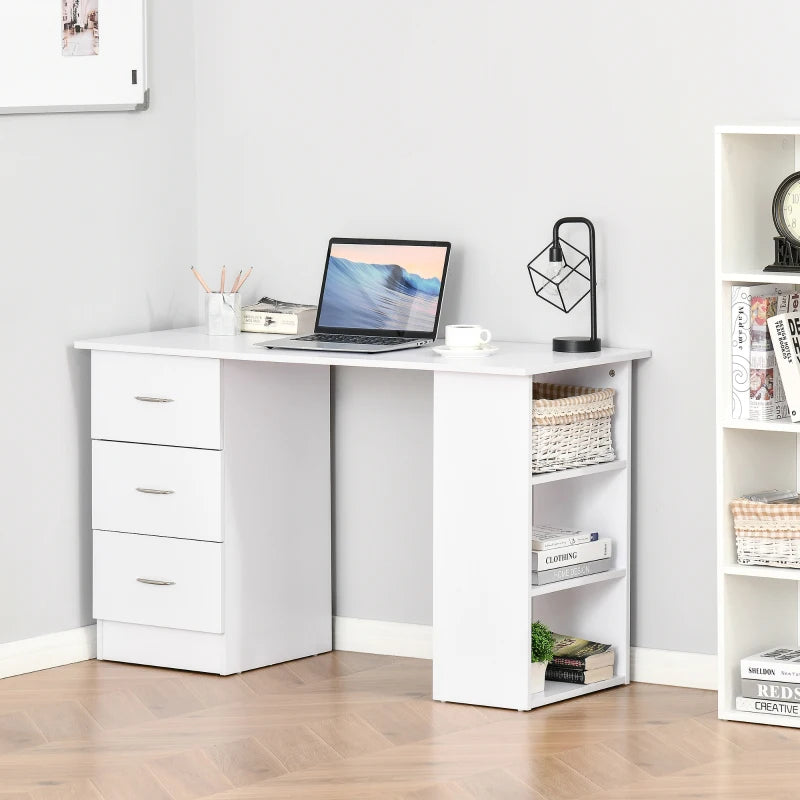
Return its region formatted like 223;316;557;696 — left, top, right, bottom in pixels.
93;531;223;633
91;351;221;449
92;441;223;542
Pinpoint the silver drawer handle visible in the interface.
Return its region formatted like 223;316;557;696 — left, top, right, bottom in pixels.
134;396;174;403
135;487;175;495
136;577;175;586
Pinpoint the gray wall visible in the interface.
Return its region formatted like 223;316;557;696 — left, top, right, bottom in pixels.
7;1;798;655
0;1;197;644
194;0;800;655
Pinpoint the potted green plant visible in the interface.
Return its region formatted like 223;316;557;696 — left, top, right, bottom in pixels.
530;620;554;693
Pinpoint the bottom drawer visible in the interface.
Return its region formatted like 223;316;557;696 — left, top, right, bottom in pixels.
93;530;223;634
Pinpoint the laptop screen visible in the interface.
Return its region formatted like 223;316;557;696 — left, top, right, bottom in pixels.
315;239;450;337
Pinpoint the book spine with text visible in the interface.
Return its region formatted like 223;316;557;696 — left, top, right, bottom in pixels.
736;696;800;717
749;293;779;421
731;285;753;419
531;532;599;551
241;309;316;335
741;679;800;701
741;657;800;683
531;558;611;585
531;538;611;571
768;312;800;422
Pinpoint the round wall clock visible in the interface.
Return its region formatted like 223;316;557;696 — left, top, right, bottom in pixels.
773;171;800;246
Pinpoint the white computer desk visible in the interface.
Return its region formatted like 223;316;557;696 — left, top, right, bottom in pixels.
76;327;649;711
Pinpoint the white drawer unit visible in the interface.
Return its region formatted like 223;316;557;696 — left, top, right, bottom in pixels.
92;440;223;542
81;350;333;676
91;351;221;449
93;530;223;634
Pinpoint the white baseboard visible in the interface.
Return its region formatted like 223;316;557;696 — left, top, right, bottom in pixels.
0;619;718;692
333;617;718;690
334;616;432;659
630;646;717;690
0;625;97;679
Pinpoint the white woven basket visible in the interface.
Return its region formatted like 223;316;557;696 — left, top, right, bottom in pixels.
731;498;800;568
531;383;615;473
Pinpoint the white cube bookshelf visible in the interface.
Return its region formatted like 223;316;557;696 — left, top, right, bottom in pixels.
716;124;800;727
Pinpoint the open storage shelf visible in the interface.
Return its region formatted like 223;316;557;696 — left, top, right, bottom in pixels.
530;675;627;709
529;394;631;705
716;124;800;728
433;351;646;712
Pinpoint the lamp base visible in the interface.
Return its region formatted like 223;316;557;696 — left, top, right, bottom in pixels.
552;336;601;353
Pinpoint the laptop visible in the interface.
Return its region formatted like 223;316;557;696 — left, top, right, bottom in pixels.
260;237;450;354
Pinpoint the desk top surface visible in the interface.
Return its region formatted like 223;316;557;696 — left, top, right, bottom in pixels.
75;327;650;377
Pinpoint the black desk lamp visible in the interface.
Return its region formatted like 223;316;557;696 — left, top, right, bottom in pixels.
526;216;601;353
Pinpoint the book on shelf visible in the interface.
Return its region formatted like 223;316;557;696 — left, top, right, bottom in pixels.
545;664;614;684
530;558;611;586
550;633;614;670
742;489;800;504
241;296;317;335
741;678;800;701
736;696;800;717
767;310;800;422
740;647;800;683
531;524;599;551
730;284;789;421
531;538;611;571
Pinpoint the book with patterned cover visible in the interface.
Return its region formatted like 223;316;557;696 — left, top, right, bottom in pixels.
550;633;614;670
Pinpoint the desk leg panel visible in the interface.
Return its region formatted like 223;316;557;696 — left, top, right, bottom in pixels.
433;372;532;710
222;360;332;673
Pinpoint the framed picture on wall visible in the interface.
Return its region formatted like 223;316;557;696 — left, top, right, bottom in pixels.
0;0;147;114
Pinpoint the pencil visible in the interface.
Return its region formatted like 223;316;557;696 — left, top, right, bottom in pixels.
236;267;254;292
190;266;212;293
230;269;243;293
219;265;226;294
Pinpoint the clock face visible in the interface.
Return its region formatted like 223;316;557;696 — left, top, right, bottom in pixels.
781;179;800;240
774;172;800;245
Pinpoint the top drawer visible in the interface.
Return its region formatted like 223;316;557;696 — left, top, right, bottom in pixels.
91;351;221;449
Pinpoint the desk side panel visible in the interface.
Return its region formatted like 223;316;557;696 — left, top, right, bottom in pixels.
222;361;332;673
433;372;532;710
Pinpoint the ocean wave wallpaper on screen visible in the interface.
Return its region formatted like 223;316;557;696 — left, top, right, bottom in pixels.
318;243;447;331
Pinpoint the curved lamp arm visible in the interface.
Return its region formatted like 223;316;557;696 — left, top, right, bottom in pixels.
550;217;597;347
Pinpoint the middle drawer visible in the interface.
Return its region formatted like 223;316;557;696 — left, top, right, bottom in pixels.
92;440;223;542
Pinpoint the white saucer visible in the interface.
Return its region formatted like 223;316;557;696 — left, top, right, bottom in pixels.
432;344;499;358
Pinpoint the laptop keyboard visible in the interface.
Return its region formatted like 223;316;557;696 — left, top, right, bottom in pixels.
295;334;416;345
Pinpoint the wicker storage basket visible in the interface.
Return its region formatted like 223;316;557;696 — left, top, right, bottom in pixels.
731;498;800;568
531;383;615;473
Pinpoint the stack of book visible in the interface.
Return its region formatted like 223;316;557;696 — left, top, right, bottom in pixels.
545;633;615;685
730;284;794;421
737;646;800;719
531;524;612;586
241;296;317;335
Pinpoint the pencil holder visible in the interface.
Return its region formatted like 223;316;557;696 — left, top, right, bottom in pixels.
206;293;241;336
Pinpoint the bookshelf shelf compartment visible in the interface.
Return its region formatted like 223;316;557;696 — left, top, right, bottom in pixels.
529;675;626;709
531;460;626;486
530;567;626;597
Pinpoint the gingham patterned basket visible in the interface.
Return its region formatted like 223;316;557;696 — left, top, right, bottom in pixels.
531;383;615;473
731;498;800;568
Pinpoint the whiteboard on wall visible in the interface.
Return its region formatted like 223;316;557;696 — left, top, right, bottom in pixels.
0;0;147;114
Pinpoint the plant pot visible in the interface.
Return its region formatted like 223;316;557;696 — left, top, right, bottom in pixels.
529;661;547;693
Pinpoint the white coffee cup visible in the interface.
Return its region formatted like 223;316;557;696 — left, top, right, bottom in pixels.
445;324;492;349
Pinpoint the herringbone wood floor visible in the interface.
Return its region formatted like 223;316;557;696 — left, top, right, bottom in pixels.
0;653;798;799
